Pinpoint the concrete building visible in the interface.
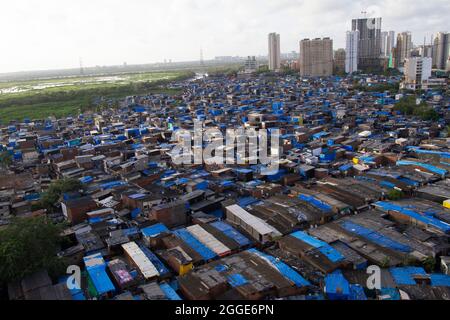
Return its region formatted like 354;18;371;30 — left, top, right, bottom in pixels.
268;33;281;71
334;49;346;75
433;32;450;70
401;57;432;90
299;38;333;77
244;56;258;73
345;30;359;74
351;17;382;71
395;32;413;69
381;31;396;57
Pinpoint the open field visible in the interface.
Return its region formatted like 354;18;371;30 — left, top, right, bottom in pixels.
0;71;191;123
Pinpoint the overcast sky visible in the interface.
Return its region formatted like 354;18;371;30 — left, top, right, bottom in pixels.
0;0;449;73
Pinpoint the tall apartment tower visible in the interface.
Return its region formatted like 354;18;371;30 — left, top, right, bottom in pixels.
334;49;346;74
395;32;413;68
345;30;359;73
268;33;281;71
351;17;382;71
433;32;450;69
381;31;396;57
299;38;333;77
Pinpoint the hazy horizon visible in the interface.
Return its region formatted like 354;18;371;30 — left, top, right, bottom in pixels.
1;0;449;74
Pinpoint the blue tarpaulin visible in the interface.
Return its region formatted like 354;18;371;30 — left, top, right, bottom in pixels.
159;283;182;300
173;229;217;261
389;267;427;285
339;220;412;253
247;249;310;287
324;270;350;300
375;201;450;234
210;221;251;247
142;223;170;238
290;231;344;263
227;274;248;287
83;254;115;295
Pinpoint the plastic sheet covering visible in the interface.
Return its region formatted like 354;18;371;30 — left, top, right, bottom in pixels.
339;220;412;253
159;283;182;300
389;267;427;285
290;231;344;263
173;229;217;261
210;221;250;246
430;274;450;287
375;201;450;234
324;270;350;300
349;284;367;300
247;249;310;287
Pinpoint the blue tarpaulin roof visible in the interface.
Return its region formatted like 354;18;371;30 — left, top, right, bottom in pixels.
227;274;248;287
390;267;427;285
159;283;182;300
247;249;310;287
339;220;412;253
83;254;115;295
324;270;350;300
375;201;450;234
290;231;344;263
173;229;217;261
210;221;251;247
142;223;170;238
396;160;447;176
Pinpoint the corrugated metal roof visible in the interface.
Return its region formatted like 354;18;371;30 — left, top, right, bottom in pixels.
122;242;159;279
186;225;231;256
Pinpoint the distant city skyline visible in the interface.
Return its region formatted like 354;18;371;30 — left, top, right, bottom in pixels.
0;0;449;73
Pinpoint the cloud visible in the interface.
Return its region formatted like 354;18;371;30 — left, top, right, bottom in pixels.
0;0;449;73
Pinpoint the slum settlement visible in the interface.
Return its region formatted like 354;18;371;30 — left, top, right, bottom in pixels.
1;73;450;300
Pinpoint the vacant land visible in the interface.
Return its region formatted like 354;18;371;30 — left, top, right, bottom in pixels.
0;71;192;123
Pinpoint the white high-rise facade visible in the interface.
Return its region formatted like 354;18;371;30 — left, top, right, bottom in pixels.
381;31;396;57
402;57;432;90
345;30;359;73
268;33;281;71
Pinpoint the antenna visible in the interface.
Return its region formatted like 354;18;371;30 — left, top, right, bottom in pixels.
361;11;367;18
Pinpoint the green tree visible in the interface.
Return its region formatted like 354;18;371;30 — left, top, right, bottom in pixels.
422;256;436;273
0;151;12;169
34;178;82;212
387;189;405;201
0;216;66;284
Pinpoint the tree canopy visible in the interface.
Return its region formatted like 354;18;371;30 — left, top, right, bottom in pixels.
32;178;83;212
0;216;65;284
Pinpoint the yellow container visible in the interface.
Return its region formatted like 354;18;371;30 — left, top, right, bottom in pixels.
353;157;359;164
179;263;194;276
444;200;450;209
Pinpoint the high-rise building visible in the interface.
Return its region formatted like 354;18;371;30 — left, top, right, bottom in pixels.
299;38;333;77
395;32;413;68
345;30;359;73
244;56;258;73
401;57;432;90
381;31;396;57
268;33;281;71
334;49;346;75
433;32;450;70
351;17;382;71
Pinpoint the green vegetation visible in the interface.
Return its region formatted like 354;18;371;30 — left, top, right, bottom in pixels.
422;256;436;273
387;189;405;201
0;71;193;123
393;96;439;121
0;151;12;169
32;178;83;213
0;216;66;284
